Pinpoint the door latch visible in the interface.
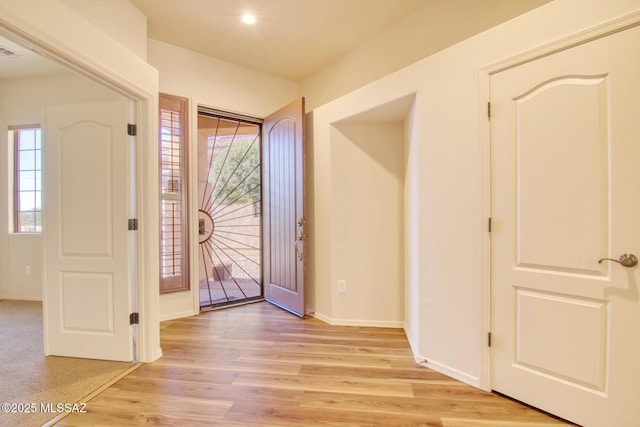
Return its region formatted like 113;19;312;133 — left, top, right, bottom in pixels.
598;253;638;268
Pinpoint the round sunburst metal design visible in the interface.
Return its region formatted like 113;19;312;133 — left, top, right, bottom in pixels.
198;209;214;244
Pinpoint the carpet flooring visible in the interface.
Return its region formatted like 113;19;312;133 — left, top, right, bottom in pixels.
0;300;135;427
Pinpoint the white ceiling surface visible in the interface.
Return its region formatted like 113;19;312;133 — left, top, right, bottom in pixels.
0;1;551;82
0;35;66;80
129;0;429;80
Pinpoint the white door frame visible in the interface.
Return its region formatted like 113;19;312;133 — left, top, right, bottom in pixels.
478;10;640;392
0;13;161;362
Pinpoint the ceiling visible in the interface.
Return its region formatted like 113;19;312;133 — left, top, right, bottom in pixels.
129;0;430;81
0;35;66;80
0;1;552;82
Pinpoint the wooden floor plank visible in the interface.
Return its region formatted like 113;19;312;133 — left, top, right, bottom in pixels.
298;364;454;383
107;375;306;409
440;419;569;427
57;302;571;426
155;354;303;375
57;388;232;426
298;390;557;421
238;348;396;369
232;371;416;397
223;401;445;427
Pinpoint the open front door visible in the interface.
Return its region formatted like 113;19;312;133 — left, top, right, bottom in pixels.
262;98;306;317
44;101;133;361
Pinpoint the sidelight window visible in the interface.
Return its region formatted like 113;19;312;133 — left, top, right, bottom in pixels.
159;94;189;293
11;126;42;233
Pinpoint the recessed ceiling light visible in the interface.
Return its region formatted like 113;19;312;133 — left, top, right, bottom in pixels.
241;14;256;25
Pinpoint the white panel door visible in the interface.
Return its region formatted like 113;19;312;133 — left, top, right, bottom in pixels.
44;101;133;361
491;27;640;426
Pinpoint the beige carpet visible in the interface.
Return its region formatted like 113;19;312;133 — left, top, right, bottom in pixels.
0;300;136;427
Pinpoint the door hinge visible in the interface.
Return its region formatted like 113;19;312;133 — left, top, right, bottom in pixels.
488;217;492;232
488;332;492;347
127;123;137;136
487;102;491;119
128;218;138;231
130;312;139;325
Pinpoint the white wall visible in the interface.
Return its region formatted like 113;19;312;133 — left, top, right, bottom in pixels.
301;0;552;110
326;121;405;327
147;39;300;320
403;101;420;353
57;0;147;60
0;73;123;300
148;39;299;119
308;0;640;388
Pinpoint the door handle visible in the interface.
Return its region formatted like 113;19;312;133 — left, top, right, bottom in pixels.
598;253;638;268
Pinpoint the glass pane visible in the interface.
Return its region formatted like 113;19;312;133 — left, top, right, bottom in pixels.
18;129;35;150
17;211;36;232
34;212;42;232
19;150;35;170
19;191;36;211
14;128;42;233
19;171;35;191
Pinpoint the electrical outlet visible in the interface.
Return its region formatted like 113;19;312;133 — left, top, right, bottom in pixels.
25;265;31;276
337;280;346;293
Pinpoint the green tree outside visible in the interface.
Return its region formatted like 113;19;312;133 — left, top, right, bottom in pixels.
210;137;260;205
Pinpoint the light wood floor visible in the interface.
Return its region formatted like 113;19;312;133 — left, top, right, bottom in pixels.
57;302;571;426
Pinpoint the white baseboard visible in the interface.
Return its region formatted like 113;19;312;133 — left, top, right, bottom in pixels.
153;348;163;361
159;310;196;322
0;295;42;302
404;325;419;356
310;311;332;324
417;355;481;388
309;312;403;328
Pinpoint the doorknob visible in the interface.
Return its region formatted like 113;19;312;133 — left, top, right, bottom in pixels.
598;253;638;268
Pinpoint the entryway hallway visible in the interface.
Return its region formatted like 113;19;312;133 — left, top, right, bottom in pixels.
57;302;570;426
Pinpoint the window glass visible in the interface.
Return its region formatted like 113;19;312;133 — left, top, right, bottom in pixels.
13;127;42;233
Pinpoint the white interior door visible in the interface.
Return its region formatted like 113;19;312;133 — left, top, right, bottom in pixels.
44;101;133;361
490;26;640;426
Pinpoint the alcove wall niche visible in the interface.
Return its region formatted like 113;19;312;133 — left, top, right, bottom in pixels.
325;93;417;327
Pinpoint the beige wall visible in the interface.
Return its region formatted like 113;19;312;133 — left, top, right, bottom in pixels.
147;39;300;321
148;39;299;119
301;0;552;110
309;0;640;389
326;121;405;326
58;0;148;60
0;73;123;300
403;100;420;351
